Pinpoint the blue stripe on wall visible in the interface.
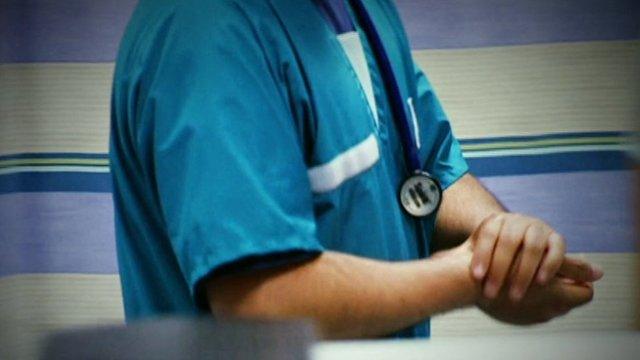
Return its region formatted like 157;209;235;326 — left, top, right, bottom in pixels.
0;153;108;161
0;170;634;275
0;151;632;193
396;0;640;49
2;0;639;62
467;151;633;177
480;170;637;254
0;172;112;194
0;192;118;276
0;0;136;63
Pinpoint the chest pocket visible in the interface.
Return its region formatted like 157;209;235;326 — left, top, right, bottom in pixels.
268;0;383;195
306;30;381;194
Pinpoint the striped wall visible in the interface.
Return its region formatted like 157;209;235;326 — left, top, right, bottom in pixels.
1;0;639;358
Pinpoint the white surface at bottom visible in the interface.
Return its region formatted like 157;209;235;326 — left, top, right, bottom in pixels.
311;332;640;360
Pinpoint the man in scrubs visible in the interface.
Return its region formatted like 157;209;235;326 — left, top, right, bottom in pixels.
110;0;603;338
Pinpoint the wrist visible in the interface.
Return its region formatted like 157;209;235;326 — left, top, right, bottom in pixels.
431;241;481;308
452;242;482;306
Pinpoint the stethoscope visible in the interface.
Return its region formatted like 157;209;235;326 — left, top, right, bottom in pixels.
348;0;443;218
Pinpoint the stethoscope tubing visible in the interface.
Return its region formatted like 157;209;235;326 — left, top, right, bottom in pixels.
349;0;422;174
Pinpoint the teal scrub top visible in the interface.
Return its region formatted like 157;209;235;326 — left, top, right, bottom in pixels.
110;0;468;338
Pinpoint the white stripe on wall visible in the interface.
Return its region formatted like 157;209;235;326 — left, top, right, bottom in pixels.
0;274;124;360
1;40;638;156
414;40;640;139
0;253;635;359
0;63;114;156
308;134;379;193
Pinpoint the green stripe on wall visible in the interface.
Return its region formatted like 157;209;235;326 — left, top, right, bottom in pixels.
0;158;109;169
460;136;628;152
0;133;633;171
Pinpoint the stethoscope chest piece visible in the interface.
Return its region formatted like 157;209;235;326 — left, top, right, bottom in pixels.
399;171;442;218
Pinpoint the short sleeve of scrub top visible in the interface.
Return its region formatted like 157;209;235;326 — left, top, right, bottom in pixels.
148;5;323;302
412;62;469;190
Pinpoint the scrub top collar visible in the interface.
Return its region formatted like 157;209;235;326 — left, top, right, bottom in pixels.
313;0;355;34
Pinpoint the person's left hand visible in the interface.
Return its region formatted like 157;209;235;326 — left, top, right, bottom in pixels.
468;212;603;301
477;275;595;325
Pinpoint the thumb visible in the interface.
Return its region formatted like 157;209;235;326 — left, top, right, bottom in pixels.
551;278;594;309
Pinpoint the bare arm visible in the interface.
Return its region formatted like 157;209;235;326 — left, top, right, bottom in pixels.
433;173;505;251
205;175;600;339
206;247;477;339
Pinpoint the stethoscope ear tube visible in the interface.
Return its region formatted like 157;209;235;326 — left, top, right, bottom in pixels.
349;0;422;173
350;0;441;218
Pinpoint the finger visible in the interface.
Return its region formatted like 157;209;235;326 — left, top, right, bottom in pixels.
554;280;594;309
557;256;604;283
559;277;594;288
484;215;529;299
470;213;504;281
536;232;566;285
508;224;547;301
529;280;593;322
507;247;523;280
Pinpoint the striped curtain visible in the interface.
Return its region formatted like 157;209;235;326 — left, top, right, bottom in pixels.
1;0;638;358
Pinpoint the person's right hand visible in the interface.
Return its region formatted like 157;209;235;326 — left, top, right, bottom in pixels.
468;212;603;301
476;269;595;325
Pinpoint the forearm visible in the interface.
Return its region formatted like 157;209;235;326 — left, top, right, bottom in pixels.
206;248;477;339
433;173;506;251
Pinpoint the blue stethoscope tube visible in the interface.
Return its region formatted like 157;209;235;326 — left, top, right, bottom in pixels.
349;0;422;174
349;0;442;263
